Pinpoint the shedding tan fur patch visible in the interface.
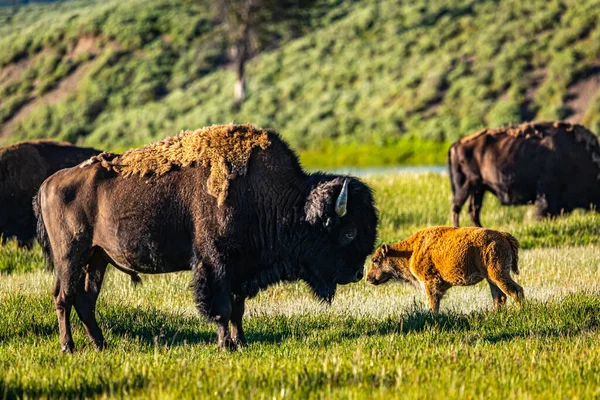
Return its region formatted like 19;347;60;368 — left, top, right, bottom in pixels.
92;124;271;205
458;121;600;179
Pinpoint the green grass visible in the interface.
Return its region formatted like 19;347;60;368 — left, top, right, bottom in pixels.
0;239;45;274
2;0;600;166
1;172;600;398
299;139;450;168
371;172;600;248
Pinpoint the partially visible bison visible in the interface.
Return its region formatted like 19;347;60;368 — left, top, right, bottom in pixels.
367;226;523;312
34;124;378;352
448;121;600;227
0;140;101;246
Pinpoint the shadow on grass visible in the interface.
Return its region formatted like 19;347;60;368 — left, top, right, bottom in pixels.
0;295;215;347
100;308;473;348
101;306;215;347
246;310;473;346
0;302;474;348
246;295;600;346
2;294;599;350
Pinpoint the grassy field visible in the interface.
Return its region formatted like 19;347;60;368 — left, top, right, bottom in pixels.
1;172;599;398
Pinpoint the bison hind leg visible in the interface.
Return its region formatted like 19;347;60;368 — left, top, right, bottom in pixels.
73;251;108;350
53;257;87;353
487;269;524;307
487;280;507;309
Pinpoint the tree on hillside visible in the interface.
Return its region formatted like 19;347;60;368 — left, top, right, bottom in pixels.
217;0;317;102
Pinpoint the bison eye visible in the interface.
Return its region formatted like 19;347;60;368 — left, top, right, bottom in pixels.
339;227;357;245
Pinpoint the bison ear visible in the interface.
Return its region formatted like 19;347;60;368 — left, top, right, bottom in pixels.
381;243;389;258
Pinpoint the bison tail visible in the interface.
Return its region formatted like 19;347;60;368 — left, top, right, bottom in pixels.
32;193;53;270
502;232;520;275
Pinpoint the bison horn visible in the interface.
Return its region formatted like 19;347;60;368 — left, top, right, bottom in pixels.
335;179;349;217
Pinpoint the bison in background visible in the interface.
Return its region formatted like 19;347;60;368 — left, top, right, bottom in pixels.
448;121;600;227
0;140;101;246
34;124;378;352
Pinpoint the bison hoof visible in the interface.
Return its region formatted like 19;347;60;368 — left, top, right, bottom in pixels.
218;338;238;352
232;336;247;348
61;342;75;354
94;340;108;351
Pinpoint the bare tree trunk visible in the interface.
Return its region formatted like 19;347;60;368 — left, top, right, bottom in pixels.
233;23;250;101
222;0;258;102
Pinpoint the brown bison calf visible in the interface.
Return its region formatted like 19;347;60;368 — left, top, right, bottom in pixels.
367;227;524;312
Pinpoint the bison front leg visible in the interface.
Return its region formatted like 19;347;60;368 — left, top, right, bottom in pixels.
424;280;451;313
535;173;562;219
468;188;484;227
192;261;236;351
451;186;469;228
230;295;247;347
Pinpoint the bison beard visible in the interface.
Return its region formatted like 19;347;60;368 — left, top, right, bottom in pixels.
35;125;377;352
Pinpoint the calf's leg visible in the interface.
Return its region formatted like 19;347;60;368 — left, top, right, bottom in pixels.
487;268;524;306
487;280;507;309
424;281;451;313
73;252;108;350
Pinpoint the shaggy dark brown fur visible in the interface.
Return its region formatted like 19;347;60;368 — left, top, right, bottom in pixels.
449;121;600;227
34;124;378;352
0;140;101;245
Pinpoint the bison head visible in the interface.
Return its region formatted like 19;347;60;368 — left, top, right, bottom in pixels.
303;175;378;301
367;243;413;285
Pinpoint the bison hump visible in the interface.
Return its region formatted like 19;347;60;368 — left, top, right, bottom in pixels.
97;124;272;205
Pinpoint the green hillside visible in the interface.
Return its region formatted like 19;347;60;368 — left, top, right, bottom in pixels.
1;0;600;166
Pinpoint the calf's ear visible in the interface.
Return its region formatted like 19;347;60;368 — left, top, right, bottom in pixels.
381;243;389;257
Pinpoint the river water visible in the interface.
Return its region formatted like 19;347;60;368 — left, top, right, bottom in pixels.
315;165;447;177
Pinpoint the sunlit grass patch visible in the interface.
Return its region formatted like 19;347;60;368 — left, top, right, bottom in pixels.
0;239;45;274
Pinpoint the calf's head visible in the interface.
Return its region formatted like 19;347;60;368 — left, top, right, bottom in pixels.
303;176;378;301
367;242;413;285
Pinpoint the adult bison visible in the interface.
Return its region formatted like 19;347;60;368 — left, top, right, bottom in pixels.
448;121;600;227
0;140;101;246
34;124;378;352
